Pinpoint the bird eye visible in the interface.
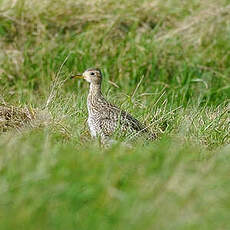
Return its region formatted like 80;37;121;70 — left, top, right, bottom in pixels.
90;72;95;76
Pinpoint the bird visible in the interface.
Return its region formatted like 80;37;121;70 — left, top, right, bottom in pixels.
71;68;155;143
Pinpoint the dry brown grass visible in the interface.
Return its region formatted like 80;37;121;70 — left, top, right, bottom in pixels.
0;102;36;132
0;102;54;133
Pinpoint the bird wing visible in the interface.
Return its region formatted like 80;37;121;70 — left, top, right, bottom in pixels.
119;110;147;132
98;102;148;138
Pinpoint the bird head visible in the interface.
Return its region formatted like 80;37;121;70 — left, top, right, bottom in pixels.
71;68;102;85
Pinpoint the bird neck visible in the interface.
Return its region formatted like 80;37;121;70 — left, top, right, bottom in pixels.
88;83;103;98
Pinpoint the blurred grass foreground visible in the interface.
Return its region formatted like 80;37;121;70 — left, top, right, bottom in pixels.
0;0;230;229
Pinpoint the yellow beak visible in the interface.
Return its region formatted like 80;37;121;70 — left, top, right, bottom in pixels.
70;74;84;79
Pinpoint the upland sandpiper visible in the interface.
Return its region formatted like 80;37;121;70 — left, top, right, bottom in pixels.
71;68;155;143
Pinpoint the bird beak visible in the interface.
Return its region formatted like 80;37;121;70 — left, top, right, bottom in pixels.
70;74;84;79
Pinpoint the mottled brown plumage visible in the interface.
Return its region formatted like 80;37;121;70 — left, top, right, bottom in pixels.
71;68;155;143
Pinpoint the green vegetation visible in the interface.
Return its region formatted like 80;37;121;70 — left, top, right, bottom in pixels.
0;0;229;229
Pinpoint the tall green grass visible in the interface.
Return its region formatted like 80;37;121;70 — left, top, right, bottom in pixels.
0;0;230;229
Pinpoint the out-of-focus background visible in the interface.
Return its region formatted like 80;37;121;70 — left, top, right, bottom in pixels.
0;0;230;229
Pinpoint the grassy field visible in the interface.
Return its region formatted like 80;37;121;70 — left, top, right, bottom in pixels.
0;0;230;229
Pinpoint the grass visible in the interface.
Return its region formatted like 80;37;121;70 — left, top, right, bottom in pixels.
0;0;230;229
